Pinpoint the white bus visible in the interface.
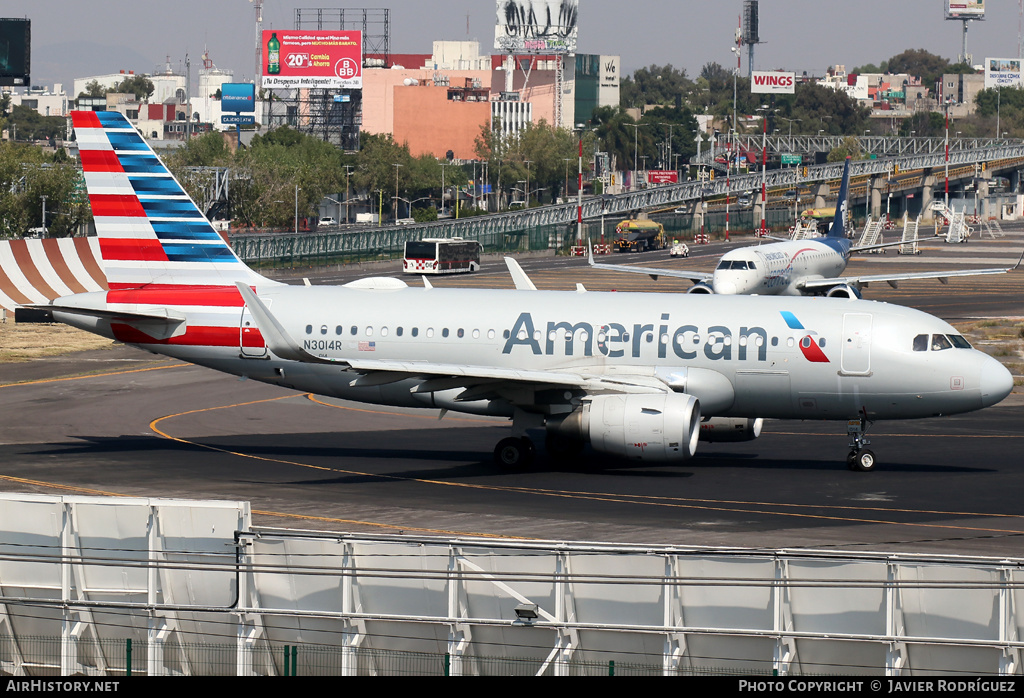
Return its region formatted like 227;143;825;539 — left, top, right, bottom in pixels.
403;237;481;274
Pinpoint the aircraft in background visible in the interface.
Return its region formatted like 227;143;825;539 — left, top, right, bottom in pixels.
32;112;1014;472
591;159;1017;297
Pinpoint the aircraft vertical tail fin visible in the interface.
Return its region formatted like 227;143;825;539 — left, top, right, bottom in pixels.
827;157;852;239
71;110;272;290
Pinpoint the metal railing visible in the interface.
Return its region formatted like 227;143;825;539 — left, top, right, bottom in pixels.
0;635;782;677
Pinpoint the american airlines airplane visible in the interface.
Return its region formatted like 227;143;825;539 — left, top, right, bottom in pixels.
591;159;1015;297
34;112;1014;472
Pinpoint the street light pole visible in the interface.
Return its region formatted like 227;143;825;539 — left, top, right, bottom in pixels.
40;195;47;236
294;184;300;235
343;165;353;223
524;160;532;207
944;101;950;209
393;163;403;222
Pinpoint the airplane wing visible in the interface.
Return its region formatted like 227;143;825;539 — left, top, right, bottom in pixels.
587;247;712;282
797;267;1010;291
234;283;669;396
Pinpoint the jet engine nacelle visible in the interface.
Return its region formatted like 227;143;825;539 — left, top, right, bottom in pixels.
553;393;701;462
687;282;715;294
698;417;763;443
825;284;862;299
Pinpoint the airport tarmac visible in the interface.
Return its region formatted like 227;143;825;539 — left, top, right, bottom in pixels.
1;227;1022;556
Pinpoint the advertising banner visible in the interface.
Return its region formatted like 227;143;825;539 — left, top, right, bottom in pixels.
221;83;256;113
647;170;679;185
0;18;30;87
985;57;1023;88
262;30;362;89
751;71;795;94
946;1;985;19
494;0;579;53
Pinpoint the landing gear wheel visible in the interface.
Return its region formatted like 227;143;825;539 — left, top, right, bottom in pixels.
849;448;877;472
494;437;536;469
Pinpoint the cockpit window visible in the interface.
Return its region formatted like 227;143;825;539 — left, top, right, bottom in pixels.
931;334;952;351
717;260;730;270
948;334;972;349
717;260;753;270
913;334;928;352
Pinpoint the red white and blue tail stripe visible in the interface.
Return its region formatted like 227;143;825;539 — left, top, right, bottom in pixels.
72;110;271;290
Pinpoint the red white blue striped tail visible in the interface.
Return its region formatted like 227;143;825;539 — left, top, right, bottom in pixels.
72;110;270;290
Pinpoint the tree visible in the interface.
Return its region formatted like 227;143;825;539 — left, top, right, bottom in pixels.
0;142;90;238
620;64;692;109
886;49;955;88
7;104;67;141
113;75;155;101
77;80;107;99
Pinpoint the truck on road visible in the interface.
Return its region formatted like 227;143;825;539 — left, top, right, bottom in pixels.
614;219;666;252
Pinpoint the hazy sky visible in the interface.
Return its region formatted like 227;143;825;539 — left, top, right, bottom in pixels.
11;1;1024;90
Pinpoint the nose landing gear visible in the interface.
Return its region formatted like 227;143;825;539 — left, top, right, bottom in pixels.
846;414;876;472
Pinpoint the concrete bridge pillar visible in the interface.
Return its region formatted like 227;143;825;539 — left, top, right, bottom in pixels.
870;178;883;220
921;171;937;221
813;182;830;210
978;178;990;219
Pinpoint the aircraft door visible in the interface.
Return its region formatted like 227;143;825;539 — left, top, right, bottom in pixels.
240;302;269;358
840;313;872;375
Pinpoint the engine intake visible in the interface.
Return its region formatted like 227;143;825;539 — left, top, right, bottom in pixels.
825;284;862;299
687;282;714;294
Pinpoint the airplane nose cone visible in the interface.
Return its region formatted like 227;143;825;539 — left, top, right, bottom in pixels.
980;356;1014;408
714;280;737;295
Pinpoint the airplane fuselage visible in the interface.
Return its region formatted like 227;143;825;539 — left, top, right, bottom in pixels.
713;237;850;296
54;285;1009;424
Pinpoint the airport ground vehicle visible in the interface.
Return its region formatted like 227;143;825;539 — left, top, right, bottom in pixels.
669;241;690;257
403;237;481;274
614;219;666;252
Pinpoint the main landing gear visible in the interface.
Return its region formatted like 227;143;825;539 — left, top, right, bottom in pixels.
493;409;544;469
494;437;536;468
846;414;876;472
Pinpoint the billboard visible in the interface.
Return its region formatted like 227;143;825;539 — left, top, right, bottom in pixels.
751;71;795;94
261;30;362;89
985;58;1023;88
647;170;678;185
495;0;578;54
0;18;30;87
946;1;985;19
221;83;256;113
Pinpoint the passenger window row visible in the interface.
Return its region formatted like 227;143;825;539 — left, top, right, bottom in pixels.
304;325;497;340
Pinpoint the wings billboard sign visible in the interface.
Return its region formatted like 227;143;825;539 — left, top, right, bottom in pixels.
261;30;362;89
751;71;795;94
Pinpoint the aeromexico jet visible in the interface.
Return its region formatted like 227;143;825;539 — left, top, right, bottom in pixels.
36;111;1013;472
591;158;1014;297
